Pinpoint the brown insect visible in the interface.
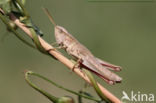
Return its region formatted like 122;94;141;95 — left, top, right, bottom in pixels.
43;8;122;85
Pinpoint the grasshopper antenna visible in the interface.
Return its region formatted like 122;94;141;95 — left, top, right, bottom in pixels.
42;8;57;27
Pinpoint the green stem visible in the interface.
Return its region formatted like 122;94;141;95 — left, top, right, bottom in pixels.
15;0;29;18
83;69;112;103
12;0;47;54
25;70;100;102
30;28;48;54
25;70;58;102
0;13;35;49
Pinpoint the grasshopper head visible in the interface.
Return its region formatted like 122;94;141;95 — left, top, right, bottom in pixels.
55;26;68;44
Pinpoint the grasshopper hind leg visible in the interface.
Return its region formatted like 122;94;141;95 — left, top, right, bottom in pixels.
72;58;83;71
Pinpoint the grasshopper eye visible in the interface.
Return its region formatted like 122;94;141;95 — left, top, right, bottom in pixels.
58;29;63;33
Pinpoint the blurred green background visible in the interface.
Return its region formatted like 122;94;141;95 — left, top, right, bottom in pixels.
0;0;156;103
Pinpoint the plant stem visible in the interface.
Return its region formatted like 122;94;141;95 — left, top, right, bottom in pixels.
0;12;35;49
84;70;112;103
25;70;100;102
25;70;58;102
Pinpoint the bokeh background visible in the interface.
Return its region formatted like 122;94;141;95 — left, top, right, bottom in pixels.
0;0;156;103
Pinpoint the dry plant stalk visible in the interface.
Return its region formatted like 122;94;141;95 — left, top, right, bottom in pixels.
9;13;122;103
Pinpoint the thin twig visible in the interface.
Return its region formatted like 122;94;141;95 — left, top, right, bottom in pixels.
9;13;122;103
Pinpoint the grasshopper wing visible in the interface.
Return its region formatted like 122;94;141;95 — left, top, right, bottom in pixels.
81;59;118;85
96;58;122;72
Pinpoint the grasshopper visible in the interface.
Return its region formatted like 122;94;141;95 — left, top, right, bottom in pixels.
43;8;122;84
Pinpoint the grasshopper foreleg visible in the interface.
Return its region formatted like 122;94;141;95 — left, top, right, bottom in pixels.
47;42;64;52
51;42;58;46
50;42;63;49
